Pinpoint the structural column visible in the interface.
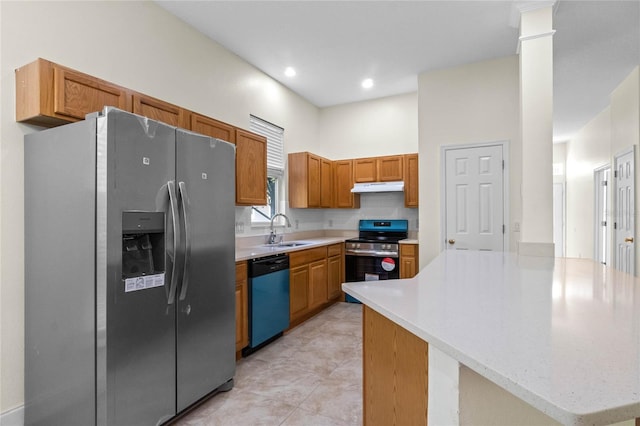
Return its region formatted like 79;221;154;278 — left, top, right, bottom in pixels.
519;4;555;256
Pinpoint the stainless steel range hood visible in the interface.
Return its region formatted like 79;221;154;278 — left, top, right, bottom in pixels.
351;181;404;193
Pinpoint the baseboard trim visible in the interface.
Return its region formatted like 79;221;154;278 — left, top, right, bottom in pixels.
1;404;24;426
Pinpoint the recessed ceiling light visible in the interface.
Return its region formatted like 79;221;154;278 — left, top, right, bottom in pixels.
285;67;296;77
361;78;374;89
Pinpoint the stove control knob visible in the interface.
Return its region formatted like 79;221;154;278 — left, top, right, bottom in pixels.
356;243;361;249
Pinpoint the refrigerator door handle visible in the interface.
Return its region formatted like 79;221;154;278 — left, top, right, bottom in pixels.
178;181;191;301
167;181;180;305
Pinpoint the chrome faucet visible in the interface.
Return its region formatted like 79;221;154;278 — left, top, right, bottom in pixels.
268;213;292;245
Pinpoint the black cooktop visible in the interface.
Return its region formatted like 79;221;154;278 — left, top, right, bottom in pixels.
347;219;408;244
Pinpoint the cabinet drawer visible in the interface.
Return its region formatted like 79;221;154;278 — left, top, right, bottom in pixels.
236;261;247;280
400;244;417;257
289;246;327;267
327;243;343;257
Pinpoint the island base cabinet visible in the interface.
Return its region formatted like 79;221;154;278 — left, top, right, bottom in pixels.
363;305;428;426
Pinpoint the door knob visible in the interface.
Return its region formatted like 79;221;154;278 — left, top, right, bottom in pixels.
625;237;634;243
448;239;455;245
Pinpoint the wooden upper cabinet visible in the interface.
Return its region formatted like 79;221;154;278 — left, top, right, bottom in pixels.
190;113;236;143
132;93;189;129
320;158;333;208
354;155;403;183
16;58;131;127
307;154;322;207
288;152;332;209
404;154;419;207
334;160;360;209
235;129;267;206
378;155;404;181
354;158;378;183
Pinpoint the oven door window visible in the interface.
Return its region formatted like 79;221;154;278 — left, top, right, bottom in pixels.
345;255;400;281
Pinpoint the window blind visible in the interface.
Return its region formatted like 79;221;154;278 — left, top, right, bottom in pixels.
249;115;284;177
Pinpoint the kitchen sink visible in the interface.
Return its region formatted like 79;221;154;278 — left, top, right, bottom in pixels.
263;241;312;248
278;241;310;247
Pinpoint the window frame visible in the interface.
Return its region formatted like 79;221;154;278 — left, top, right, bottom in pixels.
249;115;284;226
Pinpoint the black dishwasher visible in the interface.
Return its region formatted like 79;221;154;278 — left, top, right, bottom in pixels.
243;254;290;355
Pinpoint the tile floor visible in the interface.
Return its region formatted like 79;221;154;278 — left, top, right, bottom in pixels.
175;302;363;426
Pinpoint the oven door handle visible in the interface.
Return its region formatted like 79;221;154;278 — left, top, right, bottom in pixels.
345;250;399;257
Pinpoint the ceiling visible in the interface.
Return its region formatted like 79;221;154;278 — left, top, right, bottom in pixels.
157;1;639;142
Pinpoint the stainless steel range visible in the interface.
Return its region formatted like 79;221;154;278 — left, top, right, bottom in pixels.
345;219;408;303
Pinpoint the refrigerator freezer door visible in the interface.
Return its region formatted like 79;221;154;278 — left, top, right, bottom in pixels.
175;130;236;412
98;109;177;425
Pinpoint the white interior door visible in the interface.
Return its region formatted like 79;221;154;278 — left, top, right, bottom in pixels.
594;166;611;265
614;148;635;275
445;145;504;251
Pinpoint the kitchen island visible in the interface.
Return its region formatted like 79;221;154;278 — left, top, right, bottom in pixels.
343;250;640;426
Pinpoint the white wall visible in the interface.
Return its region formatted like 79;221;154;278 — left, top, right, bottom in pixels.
565;108;611;259
564;66;639;265
417;56;521;265
0;0;322;414
611;67;640;156
553;142;567;185
317;92;418;159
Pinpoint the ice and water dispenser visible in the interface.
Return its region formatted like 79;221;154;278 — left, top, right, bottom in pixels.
122;211;166;293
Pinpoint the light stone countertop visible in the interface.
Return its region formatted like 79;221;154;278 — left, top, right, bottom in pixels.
235;237;346;262
399;238;419;244
342;250;640;426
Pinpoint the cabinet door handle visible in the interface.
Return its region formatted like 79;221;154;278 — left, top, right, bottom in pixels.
448;239;455;245
625;237;634;243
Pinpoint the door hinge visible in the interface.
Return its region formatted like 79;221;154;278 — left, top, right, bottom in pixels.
614;222;618;230
503;224;505;234
614;170;618;178
502;160;505;170
602;180;608;186
602;221;607;227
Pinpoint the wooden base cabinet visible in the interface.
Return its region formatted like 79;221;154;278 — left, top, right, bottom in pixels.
308;259;328;309
289;265;310;321
400;243;419;278
364;306;428;426
327;243;344;300
235;261;249;354
288;245;345;326
289;246;327;324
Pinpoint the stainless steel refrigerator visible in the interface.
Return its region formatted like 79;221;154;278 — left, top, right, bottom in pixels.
24;107;236;425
